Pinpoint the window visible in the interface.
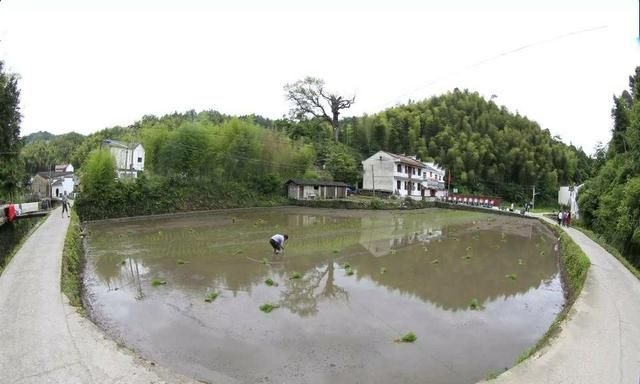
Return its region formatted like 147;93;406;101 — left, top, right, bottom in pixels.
404;181;408;190
397;164;402;172
314;186;319;190
397;180;401;190
430;172;433;178
412;168;416;175
137;157;142;163
418;169;421;176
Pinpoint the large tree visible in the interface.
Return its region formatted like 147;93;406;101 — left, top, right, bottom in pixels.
284;77;355;142
0;60;23;198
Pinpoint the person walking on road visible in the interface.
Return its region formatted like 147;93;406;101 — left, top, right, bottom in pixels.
61;195;70;218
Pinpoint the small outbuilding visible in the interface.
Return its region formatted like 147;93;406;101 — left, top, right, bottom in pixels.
286;179;349;200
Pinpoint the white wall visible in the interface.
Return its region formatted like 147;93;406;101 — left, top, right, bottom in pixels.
132;144;145;171
362;151;397;193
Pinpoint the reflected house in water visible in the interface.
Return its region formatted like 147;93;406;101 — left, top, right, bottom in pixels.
359;216;443;257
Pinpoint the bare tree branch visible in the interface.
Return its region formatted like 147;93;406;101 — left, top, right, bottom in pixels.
284;77;356;141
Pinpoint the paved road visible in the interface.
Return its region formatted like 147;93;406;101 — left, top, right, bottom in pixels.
0;209;201;384
481;217;640;384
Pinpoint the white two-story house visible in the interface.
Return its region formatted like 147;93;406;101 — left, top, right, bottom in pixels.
421;162;446;198
102;139;145;179
362;151;427;198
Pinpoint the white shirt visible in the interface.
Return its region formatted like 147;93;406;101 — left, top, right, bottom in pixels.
271;234;285;246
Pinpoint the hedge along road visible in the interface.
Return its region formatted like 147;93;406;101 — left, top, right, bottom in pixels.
0;207;638;383
480;215;640;384
0;208;239;384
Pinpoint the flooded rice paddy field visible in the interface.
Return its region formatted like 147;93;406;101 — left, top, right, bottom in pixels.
84;207;564;384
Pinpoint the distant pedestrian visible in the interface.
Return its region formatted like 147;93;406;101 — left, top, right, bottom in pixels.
557;211;562;226
269;234;288;254
61;195;69;218
567;212;572;227
562;211;567;227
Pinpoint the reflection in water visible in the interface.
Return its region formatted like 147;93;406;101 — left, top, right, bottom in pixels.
280;262;348;317
85;207;564;384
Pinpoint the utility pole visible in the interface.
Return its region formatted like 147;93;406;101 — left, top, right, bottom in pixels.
532;185;536;210
371;164;375;198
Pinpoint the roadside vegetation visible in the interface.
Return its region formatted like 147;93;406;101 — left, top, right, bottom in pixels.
579;67;640;271
0;216;43;276
575;226;640;281
61;210;85;309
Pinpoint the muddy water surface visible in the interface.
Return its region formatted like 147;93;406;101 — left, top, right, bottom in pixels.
85;207;563;384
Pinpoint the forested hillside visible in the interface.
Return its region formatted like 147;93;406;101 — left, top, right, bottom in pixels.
345;89;591;202
579;67;640;268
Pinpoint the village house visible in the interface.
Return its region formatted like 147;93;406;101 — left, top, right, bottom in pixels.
422;162;447;198
286;179;349;200
102;139;145;179
31;164;76;198
361;151;447;199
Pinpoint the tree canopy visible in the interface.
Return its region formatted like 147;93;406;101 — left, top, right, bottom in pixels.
285;77;355;142
0;61;23;199
579;66;640;268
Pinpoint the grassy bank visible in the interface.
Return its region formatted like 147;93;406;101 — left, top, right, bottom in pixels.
511;221;590;367
0;216;45;276
61;210;85;310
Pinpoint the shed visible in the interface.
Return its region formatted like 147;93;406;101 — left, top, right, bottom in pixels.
286;179;349;200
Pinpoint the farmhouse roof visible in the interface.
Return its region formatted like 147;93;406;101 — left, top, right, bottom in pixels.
286;179;350;187
382;151;425;168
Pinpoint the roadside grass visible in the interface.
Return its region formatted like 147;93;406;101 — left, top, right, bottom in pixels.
61;210;85;312
574;226;640;281
0;216;45;277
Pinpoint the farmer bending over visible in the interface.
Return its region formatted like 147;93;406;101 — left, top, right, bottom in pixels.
269;234;288;254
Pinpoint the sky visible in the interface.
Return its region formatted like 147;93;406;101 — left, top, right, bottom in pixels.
0;0;639;153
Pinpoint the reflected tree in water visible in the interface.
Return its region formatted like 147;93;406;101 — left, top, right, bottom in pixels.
280;262;348;317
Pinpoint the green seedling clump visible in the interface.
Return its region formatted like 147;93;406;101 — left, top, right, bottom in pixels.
431;259;440;264
380;267;387;274
290;272;302;280
151;279;167;287
505;273;518;280
204;291;218;302
333;249;340;254
342;262;351;269
345;268;354;276
396;332;417;343
462;255;472;260
469;298;485;310
259;303;280;313
176;259;189;265
265;278;278;287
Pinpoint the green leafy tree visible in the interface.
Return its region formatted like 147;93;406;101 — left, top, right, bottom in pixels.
0;61;23;198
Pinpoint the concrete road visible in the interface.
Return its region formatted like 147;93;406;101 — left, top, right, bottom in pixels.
480;219;640;383
0;209;202;384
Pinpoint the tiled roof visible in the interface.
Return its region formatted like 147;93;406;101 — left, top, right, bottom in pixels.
286;179;350;187
383;152;425;168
